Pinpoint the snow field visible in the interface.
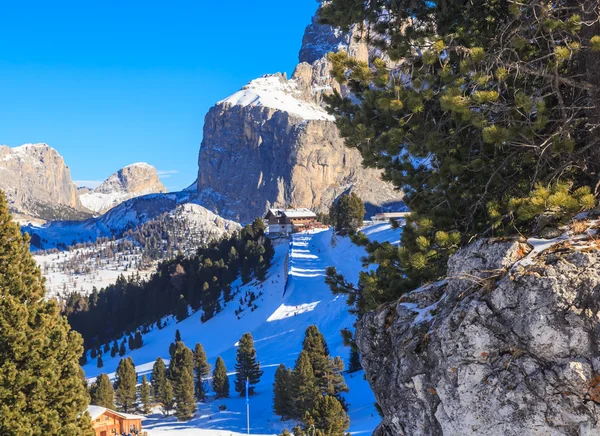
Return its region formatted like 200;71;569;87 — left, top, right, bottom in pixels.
82;223;401;435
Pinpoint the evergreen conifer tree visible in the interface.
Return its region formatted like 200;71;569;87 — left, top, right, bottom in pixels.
161;379;175;416
234;332;263;396
140;375;151;414
304;395;350;436
329;193;365;235
151;357;168;404
0;191;94;435
111;340;118;358
119;339;127;357
213;356;230;398
273;364;294;420
348;348;361;373
114;357;137;412
134;330;143;349
291;351;319;418
91;348;97;359
176;295;189;322
97;355;104;368
90;374;115;409
193;343;210;401
169;342;196;421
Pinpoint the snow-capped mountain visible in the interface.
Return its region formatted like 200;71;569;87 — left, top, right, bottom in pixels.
196;9;403;223
0;143;91;222
79;162;167;214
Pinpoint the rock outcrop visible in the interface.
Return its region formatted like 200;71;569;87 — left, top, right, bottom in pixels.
197;8;402;223
357;235;600;435
79;162;167;214
0;143;90;221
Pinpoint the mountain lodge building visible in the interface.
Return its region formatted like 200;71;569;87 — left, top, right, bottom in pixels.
264;208;318;235
88;405;144;436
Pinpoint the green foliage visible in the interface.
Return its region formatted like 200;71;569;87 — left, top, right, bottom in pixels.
65;223;275;348
291;351;319;418
151;357;168;404
114;357;137;413
140;375;151;414
329;193;366;235
193;343;210;401
90;373;115;409
0;191;94;435
304;395;350;436
212;356;230;398
169;342;196;421
162;379;175;416
319;0;600;313
234;332;263;396
273;364;294;420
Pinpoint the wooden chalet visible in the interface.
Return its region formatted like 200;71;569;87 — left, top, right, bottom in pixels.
264;208;318;235
88;405;144;436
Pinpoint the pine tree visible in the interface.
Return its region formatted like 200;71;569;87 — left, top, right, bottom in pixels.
140;375;151;414
176;294;189;322
304;395;350;436
170;342;196;421
111;340;118;358
329;193;365;235
273;364;294;420
119;339;127;356
97;355;104;368
134;330;143;349
151;357;168;404
193;343;210;401
348;348;361;373
90;374;115;409
212;356;230;398
162;379;175;416
0;191;94;435
91;347;97;359
104;343;110;354
291;351;319;418
114;357;137;412
234;332;263;396
128;333;135;351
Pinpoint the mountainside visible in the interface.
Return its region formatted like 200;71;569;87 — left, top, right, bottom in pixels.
357;226;600;435
197;12;402;223
81;223;401;435
0;143;91;221
80;162;167;214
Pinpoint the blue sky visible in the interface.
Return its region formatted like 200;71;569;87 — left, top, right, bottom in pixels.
0;0;319;191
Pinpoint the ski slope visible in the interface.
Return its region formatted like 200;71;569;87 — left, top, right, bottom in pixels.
82;223;400;435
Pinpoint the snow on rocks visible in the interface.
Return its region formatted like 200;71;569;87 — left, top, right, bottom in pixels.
219;74;335;122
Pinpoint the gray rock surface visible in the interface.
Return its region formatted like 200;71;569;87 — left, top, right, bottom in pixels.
0;143;90;221
79;162;167;214
197;7;402;223
357;238;600;435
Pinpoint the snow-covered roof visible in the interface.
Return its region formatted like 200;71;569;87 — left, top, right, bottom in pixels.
87;405;144;421
219;75;335;122
266;208;317;219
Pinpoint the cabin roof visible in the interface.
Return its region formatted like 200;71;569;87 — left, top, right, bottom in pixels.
87;405;144;421
265;208;316;219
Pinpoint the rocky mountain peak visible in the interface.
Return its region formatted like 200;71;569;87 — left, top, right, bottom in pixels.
79;163;167;214
196;6;402;223
0;143;89;222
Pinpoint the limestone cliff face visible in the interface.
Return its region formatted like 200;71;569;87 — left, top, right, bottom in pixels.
197;9;402;223
79;163;167;214
357;235;600;435
0;143;89;221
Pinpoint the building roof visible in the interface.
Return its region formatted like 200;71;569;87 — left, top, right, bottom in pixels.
87;405;144;421
265;208;317;219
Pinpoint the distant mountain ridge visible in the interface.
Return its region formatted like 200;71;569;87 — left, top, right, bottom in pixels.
0;143;92;222
79;162;167;214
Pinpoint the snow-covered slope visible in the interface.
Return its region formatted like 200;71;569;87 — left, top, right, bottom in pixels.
82;223;401;435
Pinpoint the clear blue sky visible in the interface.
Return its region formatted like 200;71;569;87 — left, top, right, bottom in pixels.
0;0;319;191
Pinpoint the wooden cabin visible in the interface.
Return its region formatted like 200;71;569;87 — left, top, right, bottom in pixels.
264;208;317;235
88;405;144;436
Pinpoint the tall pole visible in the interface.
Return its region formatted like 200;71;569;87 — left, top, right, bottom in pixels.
246;377;250;435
